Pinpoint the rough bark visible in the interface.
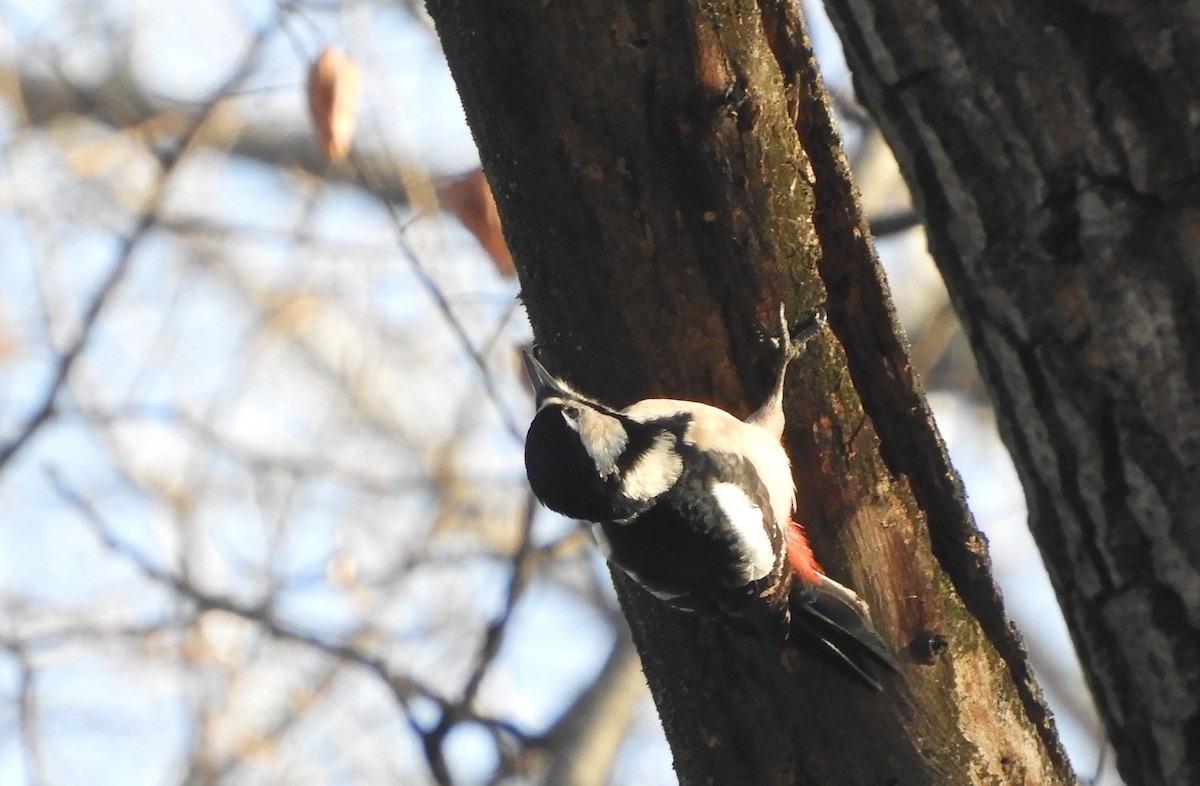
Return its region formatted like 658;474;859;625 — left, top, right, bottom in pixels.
820;1;1200;784
425;1;1075;783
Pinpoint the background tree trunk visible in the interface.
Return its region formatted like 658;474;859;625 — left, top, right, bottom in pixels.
426;1;1075;783
821;1;1200;784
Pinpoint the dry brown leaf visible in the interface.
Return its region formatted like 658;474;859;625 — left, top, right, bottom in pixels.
306;48;362;163
443;169;515;277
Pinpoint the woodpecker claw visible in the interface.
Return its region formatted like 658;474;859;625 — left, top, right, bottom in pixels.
782;304;827;358
747;303;827;435
770;303;826;366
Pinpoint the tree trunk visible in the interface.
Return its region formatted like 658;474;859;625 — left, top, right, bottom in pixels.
425;1;1075;783
821;1;1200;784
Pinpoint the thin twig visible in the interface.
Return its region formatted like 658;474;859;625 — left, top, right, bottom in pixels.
0;21;278;473
461;491;539;705
347;148;525;443
47;465;530;784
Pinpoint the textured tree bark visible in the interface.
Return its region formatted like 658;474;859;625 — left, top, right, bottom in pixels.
821;1;1200;784
425;1;1075;783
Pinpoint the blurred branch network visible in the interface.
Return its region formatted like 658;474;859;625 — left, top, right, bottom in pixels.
0;1;1112;784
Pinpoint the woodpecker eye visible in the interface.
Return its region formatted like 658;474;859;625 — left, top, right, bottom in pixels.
561;404;582;421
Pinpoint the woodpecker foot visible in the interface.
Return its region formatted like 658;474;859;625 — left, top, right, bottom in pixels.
777;304;827;360
747;303;827;433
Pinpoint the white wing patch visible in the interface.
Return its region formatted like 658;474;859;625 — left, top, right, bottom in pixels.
675;403;795;544
620;431;683;502
709;482;775;584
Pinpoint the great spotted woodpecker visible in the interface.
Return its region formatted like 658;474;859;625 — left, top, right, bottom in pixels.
521;308;896;688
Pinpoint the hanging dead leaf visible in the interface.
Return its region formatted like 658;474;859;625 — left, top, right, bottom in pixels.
307;48;362;163
443;169;515;277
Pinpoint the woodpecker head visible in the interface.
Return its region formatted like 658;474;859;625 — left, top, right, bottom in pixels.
522;352;684;522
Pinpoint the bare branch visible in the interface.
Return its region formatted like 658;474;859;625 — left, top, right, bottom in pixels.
0;20;281;472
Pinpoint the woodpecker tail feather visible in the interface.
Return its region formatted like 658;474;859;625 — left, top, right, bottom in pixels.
788;573;899;691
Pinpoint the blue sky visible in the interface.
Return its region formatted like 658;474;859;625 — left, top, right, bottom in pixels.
0;1;1117;783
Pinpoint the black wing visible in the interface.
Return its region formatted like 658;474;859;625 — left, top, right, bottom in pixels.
596;446;790;637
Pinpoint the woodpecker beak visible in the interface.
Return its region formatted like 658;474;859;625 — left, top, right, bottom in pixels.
521;350;572;405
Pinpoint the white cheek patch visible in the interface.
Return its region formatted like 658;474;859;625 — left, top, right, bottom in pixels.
576;412;628;478
709;482;775;584
620;432;683;501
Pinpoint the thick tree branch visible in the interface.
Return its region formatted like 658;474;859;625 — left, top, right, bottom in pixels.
821;0;1200;783
426;1;1074;783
